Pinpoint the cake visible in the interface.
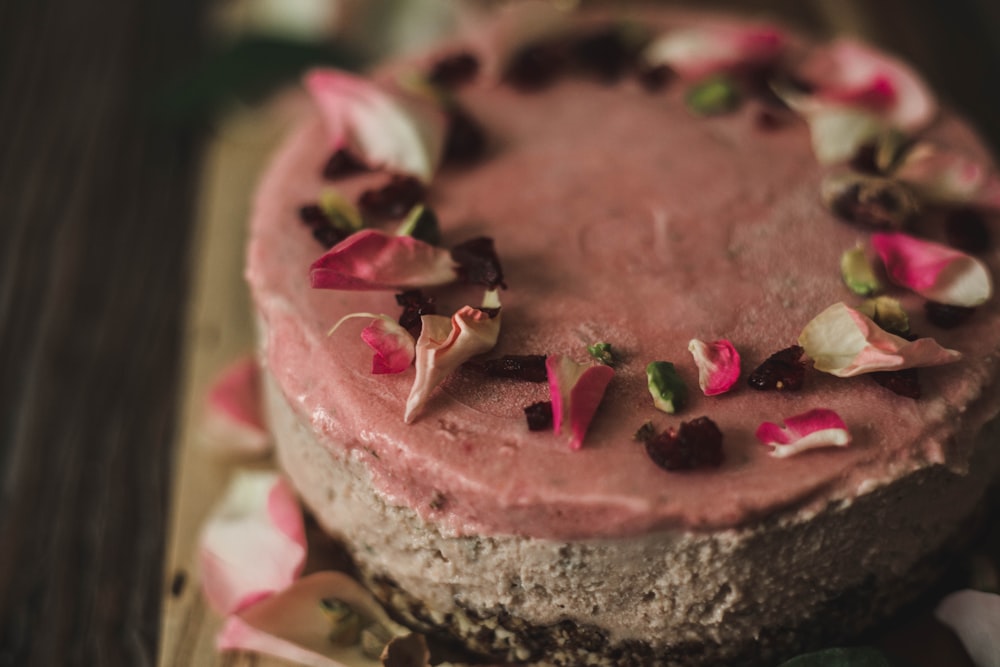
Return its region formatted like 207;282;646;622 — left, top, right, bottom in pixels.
245;6;1000;666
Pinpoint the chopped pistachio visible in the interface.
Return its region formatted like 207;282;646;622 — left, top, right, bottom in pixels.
319;189;363;232
685;76;741;116
319;597;362;646
840;245;881;296
587;342;616;366
858;296;910;336
646;361;687;414
633;421;657;444
395;204;442;245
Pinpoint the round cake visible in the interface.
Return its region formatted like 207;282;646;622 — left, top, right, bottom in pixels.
246;7;1000;666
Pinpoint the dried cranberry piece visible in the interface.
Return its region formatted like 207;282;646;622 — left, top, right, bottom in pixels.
428;51;480;88
451;237;506;289
849;143;881;175
570;28;632;83
322;148;368;180
925;301;976;329
645;417;724;471
358;176;426;220
747;345;806;391
444;106;487;165
945;207;992;254
870;368;921;399
524;401;554;431
504;42;567;91
637;64;675;92
396;290;436;339
476;355;548;382
754;109;792;131
299;204;348;248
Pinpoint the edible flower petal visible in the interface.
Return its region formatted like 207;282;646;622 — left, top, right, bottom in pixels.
798;302;961;377
304;69;446;182
687;339;741;396
893;141;1000;207
199;471;307;616
217;571;413;667
404;291;501;423
872;232;993;307
310;229;458;291
546;355;615;450
328;313;415;375
201;356;272;458
934;589;1000;667
642;23;785;80
755;408;851;458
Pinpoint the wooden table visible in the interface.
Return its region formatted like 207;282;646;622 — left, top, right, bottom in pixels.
1;1;998;666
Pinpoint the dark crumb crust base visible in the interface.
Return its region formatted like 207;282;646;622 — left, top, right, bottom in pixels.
361;521;980;667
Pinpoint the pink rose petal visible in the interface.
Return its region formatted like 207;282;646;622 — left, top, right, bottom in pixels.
934;589;1000;667
328;313;415;375
201;355;272;458
872;232;993;307
642;23;786;80
404;292;501;423
893;141;1000;207
310;229;458;291
218;571;411;667
687;339;741;396
546;355;615;451
755;408;851;458
199;471;307;616
798;302;961;377
304;69;446;182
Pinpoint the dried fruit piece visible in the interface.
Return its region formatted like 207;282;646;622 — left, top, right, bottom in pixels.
637;64;675;92
396;290;436;339
869;368;921;398
945;207;992;254
547;355;615;450
428;51;480;88
685;76;741;116
477;354;548;382
645;417;724;471
299;204;349;248
524;401;554;431
451;237;506;289
322;147;368;180
443;105;487;165
570;27;634;83
755;408;851;458
587;342;616;366
687;339;741;396
633;421;657;444
358;175;427;220
646;361;688;413
747;345;806;391
872;232;993;307
395;204;441;246
821;171;919;230
840;244;881;296
504;42;567;91
925;301;976;329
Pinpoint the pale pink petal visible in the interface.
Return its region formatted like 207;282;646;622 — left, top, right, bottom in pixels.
893;141;1000;206
310;229;457;291
801;39;937;132
201;355;272;458
642;23;785;80
404;292;501;423
546;355;615;451
798;302;961;377
328;312;416;375
802;107;885;166
872;232;993;307
304;69;446;182
755;408;851;458
687;339;741;396
199;471;307;616
935;589;1000;667
218;571;411;667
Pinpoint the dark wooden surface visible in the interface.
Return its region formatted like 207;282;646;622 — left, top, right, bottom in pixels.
0;1;998;667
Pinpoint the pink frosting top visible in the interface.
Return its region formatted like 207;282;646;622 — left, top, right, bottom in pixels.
247;16;1000;540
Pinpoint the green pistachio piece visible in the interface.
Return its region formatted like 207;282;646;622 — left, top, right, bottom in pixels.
319;597;362;646
395;204;442;245
840;245;880;296
646;361;687;414
587;342;616;366
858;296;910;336
319;189;363;232
685;76;741;116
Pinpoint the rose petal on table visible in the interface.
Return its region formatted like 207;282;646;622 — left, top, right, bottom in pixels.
218;571;411;667
304;68;446;182
201;355;272;458
687;338;740;396
799;302;961;377
310;229;458;291
642;23;785;80
404;292;501;423
893;141;1000;206
934;589;1000;667
755;408;851;458
199;471;307;615
872;232;993;307
547;355;615;450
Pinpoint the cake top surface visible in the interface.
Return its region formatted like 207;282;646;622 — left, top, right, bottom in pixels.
247;7;1000;539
